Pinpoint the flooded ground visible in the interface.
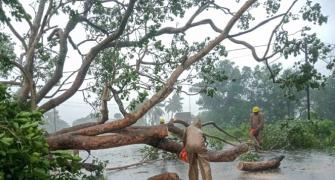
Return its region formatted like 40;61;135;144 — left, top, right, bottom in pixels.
82;145;335;180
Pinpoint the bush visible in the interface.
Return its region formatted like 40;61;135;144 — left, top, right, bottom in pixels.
202;118;335;151
0;84;105;179
140;145;177;160
239;151;260;162
262;119;335;150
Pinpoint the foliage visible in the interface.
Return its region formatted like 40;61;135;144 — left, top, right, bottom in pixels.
311;76;335;119
0;84;105;179
140;146;177;161
0;33;15;77
0;84;51;179
204;118;335;152
239;151;260;162
203;123;249;150
261;119;335;150
203;127;225;150
195;62;304;124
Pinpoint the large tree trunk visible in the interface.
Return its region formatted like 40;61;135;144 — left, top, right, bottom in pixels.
47;125;168;150
237;155;285;171
47;123;248;163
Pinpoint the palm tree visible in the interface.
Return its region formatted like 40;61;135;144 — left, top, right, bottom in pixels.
147;103;165;125
165;93;184;119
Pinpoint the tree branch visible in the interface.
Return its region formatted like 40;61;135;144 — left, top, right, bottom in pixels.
79;16;110;35
99;82;110;123
39;0;138;111
47;125;168;150
262;0;298;59
64;0;257;137
4;19;28;51
111;88;128;116
229;13;285;38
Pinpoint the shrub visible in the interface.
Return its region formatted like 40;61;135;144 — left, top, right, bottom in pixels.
0;84;105;179
262;119;335;150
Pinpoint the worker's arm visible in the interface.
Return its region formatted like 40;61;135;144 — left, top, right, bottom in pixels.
249;114;253;128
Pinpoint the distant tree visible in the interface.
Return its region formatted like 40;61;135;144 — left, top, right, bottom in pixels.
165;93;183;119
146;103;165;125
311;76;335;120
42;110;70;133
195;62;306;124
195;60;249;124
72;113;99;126
114;113;122;119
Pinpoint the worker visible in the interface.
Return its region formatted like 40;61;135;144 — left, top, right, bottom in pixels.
183;119;212;180
159;116;165;124
249;106;264;148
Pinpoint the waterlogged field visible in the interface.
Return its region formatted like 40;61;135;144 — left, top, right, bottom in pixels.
81;145;335;180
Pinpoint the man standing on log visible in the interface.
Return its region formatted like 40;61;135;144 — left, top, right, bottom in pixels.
249;106;264;148
183;119;212;180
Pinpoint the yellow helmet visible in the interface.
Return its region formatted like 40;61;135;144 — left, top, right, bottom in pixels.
252;106;260;113
159;116;165;124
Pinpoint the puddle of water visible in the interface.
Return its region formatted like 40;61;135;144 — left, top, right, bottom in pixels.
82;146;335;180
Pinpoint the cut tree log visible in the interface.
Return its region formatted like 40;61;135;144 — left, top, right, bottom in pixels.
147;172;180;180
237;155;285;171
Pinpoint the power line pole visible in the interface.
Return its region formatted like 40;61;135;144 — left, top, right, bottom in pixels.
304;40;311;120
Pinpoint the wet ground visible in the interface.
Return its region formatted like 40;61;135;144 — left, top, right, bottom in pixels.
82;145;335;180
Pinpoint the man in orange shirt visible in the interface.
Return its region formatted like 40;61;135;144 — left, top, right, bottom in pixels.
249;106;264;148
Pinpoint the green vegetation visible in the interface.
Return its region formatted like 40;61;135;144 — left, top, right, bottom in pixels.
239;151;261;162
204;119;335;152
140;146;177;161
0;84;105;179
262;119;335;150
195;62;335;125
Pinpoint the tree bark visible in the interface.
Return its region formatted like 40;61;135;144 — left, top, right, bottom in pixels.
237;155;285;171
148;172;180;180
47;123;248;162
47;125;168;150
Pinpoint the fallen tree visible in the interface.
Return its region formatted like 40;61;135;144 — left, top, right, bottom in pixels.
41;0;258;157
237;155;285;171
